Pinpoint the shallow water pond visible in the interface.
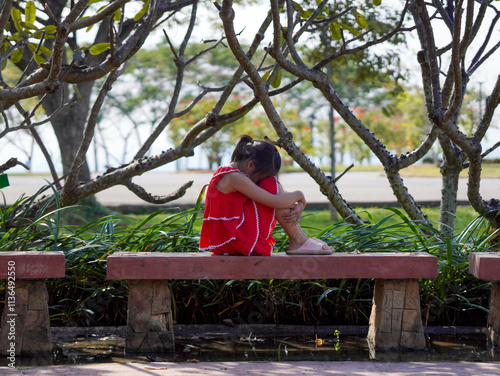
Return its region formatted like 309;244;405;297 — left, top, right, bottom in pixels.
3;325;500;367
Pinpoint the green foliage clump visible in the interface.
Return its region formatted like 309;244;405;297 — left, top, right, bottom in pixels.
0;188;497;327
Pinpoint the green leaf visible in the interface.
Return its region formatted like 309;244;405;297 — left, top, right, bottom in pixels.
27;42;38;54
261;69;272;83
38;45;52;56
11;7;22;24
134;2;149;22
42;25;57;34
316;0;329;15
8;34;23;42
89;42;110;55
373;0;382;5
329;22;342;40
271;69;282;88
113;9;122;22
1;58;7;70
33;54;46;65
10;48;24;64
96;5;108;13
1;41;10;55
88;0;104;4
301;9;313;18
20;21;38;30
32;30;45;39
11;8;22;32
25;1;36;25
353;10;368;29
292;1;306;17
338;22;361;36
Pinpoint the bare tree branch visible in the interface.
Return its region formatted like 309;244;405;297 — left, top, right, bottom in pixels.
475;73;500;141
64;68;122;197
220;0;365;225
29;128;60;189
123;179;194;204
0;158;30;174
442;0;464;124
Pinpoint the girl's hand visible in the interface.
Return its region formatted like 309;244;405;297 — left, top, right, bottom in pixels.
281;201;305;226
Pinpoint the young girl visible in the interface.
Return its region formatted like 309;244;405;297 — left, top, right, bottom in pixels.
199;135;333;256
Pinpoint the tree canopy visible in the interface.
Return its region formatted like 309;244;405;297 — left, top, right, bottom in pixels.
1;0;500;235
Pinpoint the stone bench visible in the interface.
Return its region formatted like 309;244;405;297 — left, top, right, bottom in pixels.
107;251;437;354
0;251;65;357
468;252;500;347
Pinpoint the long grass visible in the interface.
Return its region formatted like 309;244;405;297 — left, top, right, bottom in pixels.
0;187;497;327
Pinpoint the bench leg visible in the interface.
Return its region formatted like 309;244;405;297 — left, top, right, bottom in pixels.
367;279;426;351
126;280;174;354
487;282;500;347
0;280;53;357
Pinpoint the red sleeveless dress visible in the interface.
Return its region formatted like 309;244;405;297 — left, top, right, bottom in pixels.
199;166;279;256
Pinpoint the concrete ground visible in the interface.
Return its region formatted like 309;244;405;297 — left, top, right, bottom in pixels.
2;360;500;375
3;171;500;208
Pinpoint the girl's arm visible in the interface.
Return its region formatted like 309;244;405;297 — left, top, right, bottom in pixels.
217;171;305;209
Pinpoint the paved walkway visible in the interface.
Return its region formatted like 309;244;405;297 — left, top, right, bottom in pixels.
2;360;500;375
2;171;499;207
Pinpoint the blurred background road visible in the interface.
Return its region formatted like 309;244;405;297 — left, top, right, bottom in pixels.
2;171;499;210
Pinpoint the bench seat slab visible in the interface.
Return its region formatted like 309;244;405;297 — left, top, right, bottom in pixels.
107;252;437;280
469;252;500;281
0;251;65;279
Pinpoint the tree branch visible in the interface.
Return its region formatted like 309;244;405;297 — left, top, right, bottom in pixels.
442;0;464;123
475;73;500;141
123;179;194;204
69;0;129;32
64;68;122;197
0;158;30;174
29;127;61;189
220;0;365;225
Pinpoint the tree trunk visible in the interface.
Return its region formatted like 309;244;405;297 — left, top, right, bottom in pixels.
43;82;93;182
438;161;461;238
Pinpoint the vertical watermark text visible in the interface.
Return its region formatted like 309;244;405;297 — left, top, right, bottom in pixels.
6;260;16;367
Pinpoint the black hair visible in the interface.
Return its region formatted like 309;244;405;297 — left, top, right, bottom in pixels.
231;135;281;183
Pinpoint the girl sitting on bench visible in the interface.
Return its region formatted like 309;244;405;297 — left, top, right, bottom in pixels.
200;135;333;256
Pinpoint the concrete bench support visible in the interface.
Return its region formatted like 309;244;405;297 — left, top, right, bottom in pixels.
469;252;500;347
107;252;437;354
489;282;500;346
126;280;174;353
367;279;426;350
0;251;65;357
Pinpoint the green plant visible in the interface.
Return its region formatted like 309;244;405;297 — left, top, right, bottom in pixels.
1;186;495;327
